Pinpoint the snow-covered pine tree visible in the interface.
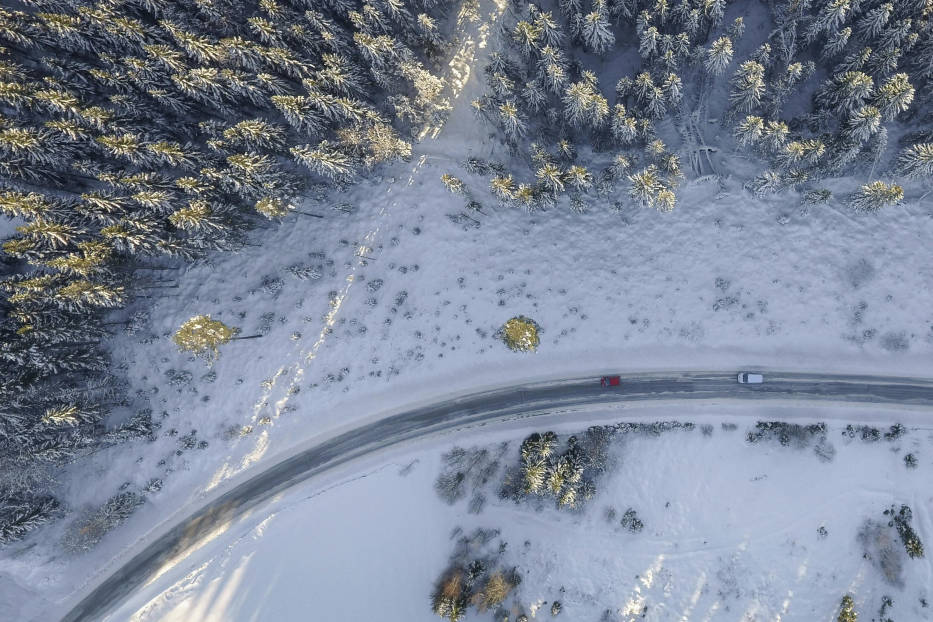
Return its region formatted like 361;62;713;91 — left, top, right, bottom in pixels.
822;26;852;58
896;143;933;178
705;36;734;76
849;180;903;211
0;497;59;544
855;2;892;42
871;73;913;121
628;165;664;207
804;0;851;44
842;105;881;142
729;61;766;114
581;4;615;55
291;141;357;181
816;71;874;115
497;100;527;140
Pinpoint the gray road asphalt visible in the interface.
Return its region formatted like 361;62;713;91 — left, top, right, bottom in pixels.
59;371;933;621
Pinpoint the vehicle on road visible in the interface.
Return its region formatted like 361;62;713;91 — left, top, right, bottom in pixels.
601;376;621;387
737;372;764;384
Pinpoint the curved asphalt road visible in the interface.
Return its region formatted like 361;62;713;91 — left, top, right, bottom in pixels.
60;371;933;621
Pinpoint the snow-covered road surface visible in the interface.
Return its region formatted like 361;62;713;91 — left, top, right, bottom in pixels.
59;370;933;622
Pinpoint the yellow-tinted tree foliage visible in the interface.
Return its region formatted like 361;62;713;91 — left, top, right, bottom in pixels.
477;572;512;611
837;594;857;622
499;315;540;352
173;315;238;361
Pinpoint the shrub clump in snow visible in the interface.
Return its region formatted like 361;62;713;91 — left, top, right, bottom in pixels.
429;528;519;621
497;316;541;352
617;421;695;436
886;504;924;559
837;594;858;622
62;492;145;553
434;446;504;509
173;315;239;362
620;508;645;533
842;423;905;443
746;421;831;454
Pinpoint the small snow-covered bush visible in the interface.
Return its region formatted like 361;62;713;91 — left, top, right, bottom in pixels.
429;529;517;621
63;492;145;553
621;508;645;533
431;569;468;621
837;594;857;622
886;504;924;559
173;315;239;362
498;316;541;352
617;421;695;436
435;471;467;505
884;424;906;441
477;571;513;612
434;447;502;506
843;424;880;442
747;421;826;448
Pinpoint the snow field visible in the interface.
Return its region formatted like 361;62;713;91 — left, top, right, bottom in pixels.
106;407;933;622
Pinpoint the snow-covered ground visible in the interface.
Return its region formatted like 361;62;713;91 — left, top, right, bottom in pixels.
2;0;932;618
106;405;933;622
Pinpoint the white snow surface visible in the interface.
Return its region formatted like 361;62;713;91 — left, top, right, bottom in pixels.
108;406;933;622
2;0;932;618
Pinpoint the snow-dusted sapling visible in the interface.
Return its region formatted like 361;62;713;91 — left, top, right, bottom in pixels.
173;315;241;362
498;316;541;352
837;594;858;622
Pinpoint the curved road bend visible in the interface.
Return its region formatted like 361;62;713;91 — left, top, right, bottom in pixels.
61;371;933;621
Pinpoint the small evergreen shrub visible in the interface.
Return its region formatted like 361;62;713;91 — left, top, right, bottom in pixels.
173;315;239;362
887;504;924;559
498;316;541;352
621;508;645;533
837;594;857;622
429;528;517;621
747;421;827;449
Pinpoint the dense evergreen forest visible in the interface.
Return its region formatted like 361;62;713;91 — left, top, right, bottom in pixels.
1;0;931;546
0;0;455;542
462;0;932;213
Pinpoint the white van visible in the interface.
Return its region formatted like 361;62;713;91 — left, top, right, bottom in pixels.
737;372;763;384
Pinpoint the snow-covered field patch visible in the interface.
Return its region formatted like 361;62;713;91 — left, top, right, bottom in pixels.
108;409;933;622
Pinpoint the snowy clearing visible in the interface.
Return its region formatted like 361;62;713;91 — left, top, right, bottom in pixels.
104;406;933;622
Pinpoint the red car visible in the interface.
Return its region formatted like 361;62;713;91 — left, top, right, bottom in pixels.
600;376;621;388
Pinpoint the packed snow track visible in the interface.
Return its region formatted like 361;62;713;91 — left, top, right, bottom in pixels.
59;371;933;622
